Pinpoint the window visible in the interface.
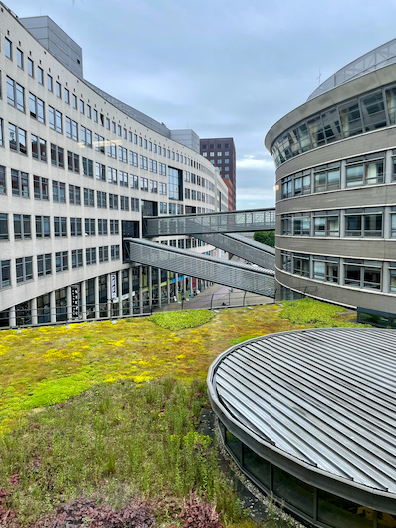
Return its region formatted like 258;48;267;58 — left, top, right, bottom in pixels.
134;134;138;144
72;94;77;109
82;157;93;178
0;119;3;148
112;121;116;133
313;163;340;192
120;196;129;211
54;217;67;237
93;109;98;122
390;263;396;293
98;219;108;235
66;151;79;174
72;249;83;269
5;38;12;60
108;167;117;184
97;191;107;208
47;74;53;92
31;135;47;162
281;251;292;273
38;66;44;85
293;170;311;195
84;188;95;207
66;117;78;141
139;155;148;170
56;251;68;273
110;219;119;235
345;208;383;237
119;146;127;163
313;211;339;236
111;245;120;260
107;141;116;158
293;253;310;277
0;214;8;241
313;256;339;283
9;124;27;155
28;58;34;77
87;105;91;119
106;118;110;130
159;202;167;214
7;77;25;111
51;144;64;168
16;257;33;283
95;134;105;153
119;171;128;187
140;177;148;192
118;125;122;136
150;180;158;193
131;198;139;212
95;162;106;181
99;246;109;263
149;159;157;173
69;184;81;205
109;194;118;210
168;167;182;200
29;93;45;123
11;170;29;197
84;218;95;236
35;216;50;238
49;107;62;133
64;88;70;104
292;214;310;236
130;174;139;189
130;151;138;166
13;214;31;240
1;260;11;289
281;176;292;199
159;182;167;195
70;217;82;237
346;153;384;186
81;126;93;148
344;259;381;290
33;176;49;201
56;82;61;98
80;100;84;114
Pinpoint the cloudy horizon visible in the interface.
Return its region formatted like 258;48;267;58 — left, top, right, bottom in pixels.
11;0;396;209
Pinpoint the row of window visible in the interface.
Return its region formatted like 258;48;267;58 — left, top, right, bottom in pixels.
271;83;396;167
280;207;396;238
280;152;394;199
280;252;396;293
202;142;231;149
0;245;120;288
161;238;204;249
0;214;122;240
202;151;231;158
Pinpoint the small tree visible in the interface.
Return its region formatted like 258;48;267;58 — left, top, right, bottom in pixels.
254;231;275;247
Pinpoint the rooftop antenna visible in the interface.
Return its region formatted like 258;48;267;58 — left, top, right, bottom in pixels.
317;68;321;86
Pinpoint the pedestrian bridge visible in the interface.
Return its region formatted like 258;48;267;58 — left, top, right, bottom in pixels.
142;208;275;237
125;238;275;298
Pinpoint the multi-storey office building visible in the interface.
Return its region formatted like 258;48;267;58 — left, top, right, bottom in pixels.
0;3;229;327
200;138;236;210
265;38;396;314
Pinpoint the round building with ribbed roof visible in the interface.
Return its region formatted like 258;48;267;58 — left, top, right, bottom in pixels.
208;328;396;528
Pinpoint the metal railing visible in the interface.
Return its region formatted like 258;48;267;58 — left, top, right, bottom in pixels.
142;208;275;237
125;238;275;297
196;232;275;270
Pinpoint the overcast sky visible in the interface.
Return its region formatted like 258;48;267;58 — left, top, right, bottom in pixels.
12;0;396;209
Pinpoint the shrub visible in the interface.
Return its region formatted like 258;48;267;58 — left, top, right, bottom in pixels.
181;492;223;528
279;298;346;325
149;310;215;331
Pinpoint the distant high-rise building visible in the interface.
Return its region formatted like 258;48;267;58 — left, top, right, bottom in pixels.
200;138;236;210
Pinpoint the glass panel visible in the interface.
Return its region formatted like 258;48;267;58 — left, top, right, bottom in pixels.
314;172;326;192
363;268;381;289
346;165;364;187
322;108;342;143
386;87;396;125
346;215;362;236
307;115;325;148
363;214;382;237
243;444;270;489
317;489;374;528
365;161;383;185
327;169;340;190
340;102;363;138
345;265;361;287
377;512;396;527
225;429;242;463
272;466;314;517
313;260;325;280
361;92;387;132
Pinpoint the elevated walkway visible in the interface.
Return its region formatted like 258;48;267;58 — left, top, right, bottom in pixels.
142;208;275;237
125;238;275;297
196;233;275;270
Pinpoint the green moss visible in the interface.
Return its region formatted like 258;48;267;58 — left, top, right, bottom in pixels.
228;335;258;346
279;298;358;327
149;309;216;330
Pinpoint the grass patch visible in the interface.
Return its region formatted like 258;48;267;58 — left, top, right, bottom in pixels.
149;309;216;330
279;298;362;327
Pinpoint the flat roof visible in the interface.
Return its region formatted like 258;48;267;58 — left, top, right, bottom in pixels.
209;328;396;494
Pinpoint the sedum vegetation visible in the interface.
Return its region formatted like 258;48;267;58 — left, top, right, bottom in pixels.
0;300;362;527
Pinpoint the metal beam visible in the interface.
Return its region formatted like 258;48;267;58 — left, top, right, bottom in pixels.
125;238;274;297
142;208;275;237
197;233;275;270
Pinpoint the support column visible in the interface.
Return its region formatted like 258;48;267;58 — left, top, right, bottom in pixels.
106;274;111;318
117;270;122;317
183;276;187;298
31;297;38;325
139;266;143;314
158;268;162;308
128;267;133;315
95;276;100;319
9;305;16;328
385;150;393;184
50;290;56;323
66;286;72;321
175;273;179;301
339;258;345;286
167;271;170;304
148;266;153;310
81;280;87;320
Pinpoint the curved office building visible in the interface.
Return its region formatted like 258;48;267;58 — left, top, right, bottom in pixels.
208;328;396;528
0;2;229;327
265;39;396;313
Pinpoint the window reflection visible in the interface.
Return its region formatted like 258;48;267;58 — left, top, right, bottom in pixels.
243;444;271;489
273;466;314;517
317;490;374;528
339;102;363;138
